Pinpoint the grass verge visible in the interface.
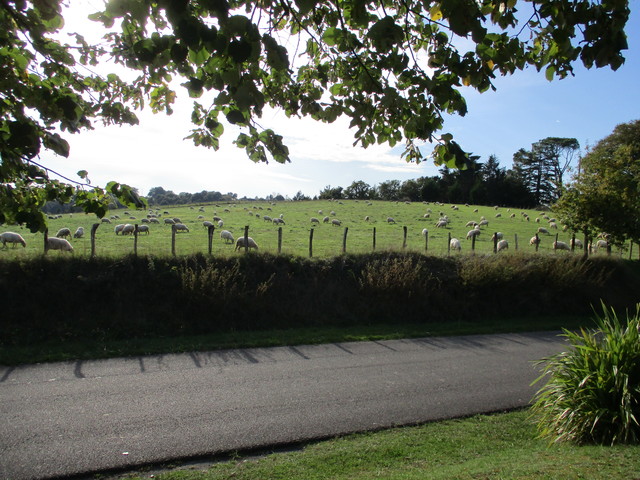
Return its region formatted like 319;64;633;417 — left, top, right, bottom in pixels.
1;315;590;365
110;409;640;480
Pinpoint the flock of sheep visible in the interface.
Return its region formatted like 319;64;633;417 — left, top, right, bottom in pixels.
1;201;612;255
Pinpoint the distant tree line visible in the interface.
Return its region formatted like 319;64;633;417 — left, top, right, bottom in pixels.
316;138;579;208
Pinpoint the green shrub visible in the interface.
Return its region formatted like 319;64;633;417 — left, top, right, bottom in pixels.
531;303;640;445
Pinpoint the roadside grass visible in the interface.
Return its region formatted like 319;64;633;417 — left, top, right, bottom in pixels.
0;315;590;366
114;410;640;480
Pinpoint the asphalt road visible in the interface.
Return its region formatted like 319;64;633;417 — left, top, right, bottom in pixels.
0;331;567;480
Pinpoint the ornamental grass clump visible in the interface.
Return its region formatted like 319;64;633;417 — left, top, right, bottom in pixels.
531;303;640;445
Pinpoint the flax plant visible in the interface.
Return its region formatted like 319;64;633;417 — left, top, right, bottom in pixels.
531;303;640;445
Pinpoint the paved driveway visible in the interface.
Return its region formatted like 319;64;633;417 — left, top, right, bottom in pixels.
0;331;566;480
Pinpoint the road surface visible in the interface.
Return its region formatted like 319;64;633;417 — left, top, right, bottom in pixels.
0;331;566;480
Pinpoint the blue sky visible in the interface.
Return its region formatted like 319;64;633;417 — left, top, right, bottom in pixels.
42;2;640;199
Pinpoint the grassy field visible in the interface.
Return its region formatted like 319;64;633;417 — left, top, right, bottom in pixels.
108;409;640;480
0;200;620;259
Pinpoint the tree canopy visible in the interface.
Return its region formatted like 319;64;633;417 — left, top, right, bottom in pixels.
553;119;640;246
0;0;630;231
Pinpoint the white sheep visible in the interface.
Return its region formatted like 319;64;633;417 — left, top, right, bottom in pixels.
529;235;541;246
490;232;503;242
164;218;175;225
435;220;448;228
497;239;509;252
220;230;234;243
478;219;489;227
137;225;150;234
46;237;73;252
421;228;428;236
235;236;258;251
323;216;330;223
364;216;370;222
537;227;549;235
387;217;396;224
549;222;558;229
149;218;160;224
450;238;461;251
0;232;26;248
121;224;135;235
174;223;190;233
73;227;84;239
310;217;320;224
466;228;481;240
553;240;571;251
218;220;224;227
173;217;182;223
331;219;342;226
101;218;111;223
572;239;583;249
203;221;214;228
465;221;478;227
56;228;71;239
263;215;272;222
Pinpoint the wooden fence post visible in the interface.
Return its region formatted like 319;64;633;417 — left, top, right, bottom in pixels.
630;241;634;260
493;232;498;254
554;233;559;251
207;225;215;254
535;233;539;252
171;224;177;256
372;227;376;251
90;223;99;258
514;233;518;251
309;228;314;258
471;232;476;253
43;228;48;255
244;225;249;253
402;226;407;249
447;232;451;255
570;233;576;251
342;227;348;254
278;226;282;254
424;231;428;252
133;224;139;256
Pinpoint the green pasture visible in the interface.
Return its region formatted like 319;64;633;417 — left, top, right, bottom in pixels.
0;200;615;259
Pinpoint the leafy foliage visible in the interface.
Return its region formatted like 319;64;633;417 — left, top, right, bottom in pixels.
554;120;640;245
0;0;630;230
531;303;640;445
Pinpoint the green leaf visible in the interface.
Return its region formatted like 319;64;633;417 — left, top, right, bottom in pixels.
545;65;556;81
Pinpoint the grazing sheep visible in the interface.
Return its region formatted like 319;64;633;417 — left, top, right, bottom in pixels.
466;228;481;240
572;239;583;249
235;236;258;251
56;228;71;239
478;219;489;227
121;224;135;235
490;232;503;242
422;228;428;236
594;239;608;250
330;211;336;216
220;230;234;243
172;217;181;223
141;218;150;223
203;221;214;228
450;238;461;251
364;216;370;222
311;217;320;224
537;227;549;235
137;225;150;234
213;216;222;222
435;220;448;228
73;227;84;239
323;216;330;223
46;237;73;252
262;215;272;222
0;232;26;248
331;219;341;226
114;224;125;235
549;222;558;229
423;213;430;219
174;223;190;233
497;239;509;252
273;218;285;225
218;220;224;227
495;213;502;218
387;217;396;224
465;221;478;227
101;218;111;223
149;218;160;224
164;218;175;225
529;235;541;246
318;210;323;215
553;240;571;251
